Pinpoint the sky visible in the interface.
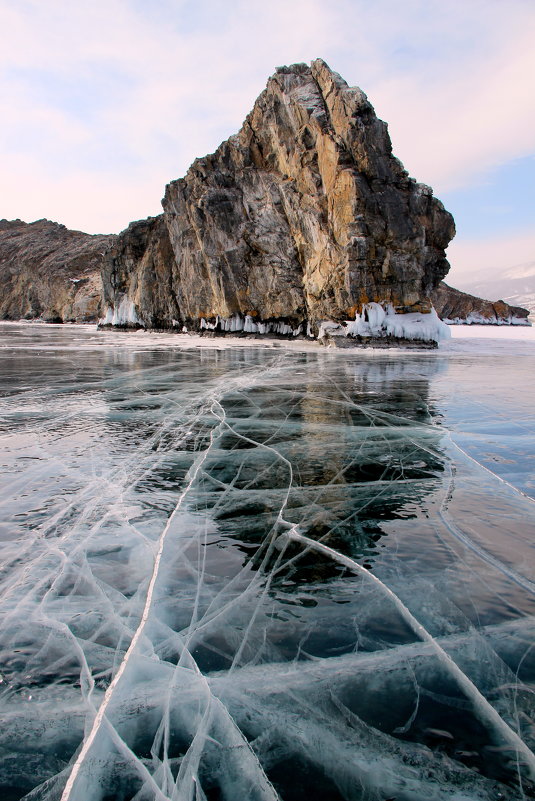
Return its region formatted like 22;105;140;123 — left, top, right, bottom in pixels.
1;0;534;286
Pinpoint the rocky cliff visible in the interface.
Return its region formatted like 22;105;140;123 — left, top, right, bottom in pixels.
3;61;527;339
102;59;455;343
430;282;531;325
100;216;178;328
0;219;114;322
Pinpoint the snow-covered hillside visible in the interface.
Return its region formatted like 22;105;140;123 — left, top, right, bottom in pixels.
456;260;535;316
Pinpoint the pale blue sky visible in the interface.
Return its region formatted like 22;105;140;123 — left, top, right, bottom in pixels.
1;0;533;283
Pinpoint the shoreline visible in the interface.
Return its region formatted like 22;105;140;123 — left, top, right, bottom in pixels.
2;319;535;357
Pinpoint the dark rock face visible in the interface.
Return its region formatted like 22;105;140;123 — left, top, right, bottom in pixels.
431;282;531;325
101;216;179;329
0;219;114;323
102;59;455;338
8;61;496;339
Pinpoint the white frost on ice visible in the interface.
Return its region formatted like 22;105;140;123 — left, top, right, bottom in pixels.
320;303;450;343
100;296;142;326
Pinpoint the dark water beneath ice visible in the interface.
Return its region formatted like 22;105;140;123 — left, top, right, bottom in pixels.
1;323;534;801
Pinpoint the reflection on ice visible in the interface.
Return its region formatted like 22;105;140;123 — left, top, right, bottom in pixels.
0;324;534;801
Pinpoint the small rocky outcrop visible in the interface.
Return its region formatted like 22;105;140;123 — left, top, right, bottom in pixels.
102;59;456;342
431;282;531;325
0;219;115;323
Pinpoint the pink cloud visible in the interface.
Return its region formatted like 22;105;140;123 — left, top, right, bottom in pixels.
446;228;535;283
0;0;533;239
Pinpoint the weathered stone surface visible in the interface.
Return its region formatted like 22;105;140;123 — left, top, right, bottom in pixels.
431;282;531;325
150;59;455;334
4;61;478;339
0;219;114;322
101;216;179;328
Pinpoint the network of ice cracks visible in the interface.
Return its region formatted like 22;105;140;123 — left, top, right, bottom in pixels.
1;333;535;801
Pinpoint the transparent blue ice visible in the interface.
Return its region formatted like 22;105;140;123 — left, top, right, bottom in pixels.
1;323;534;801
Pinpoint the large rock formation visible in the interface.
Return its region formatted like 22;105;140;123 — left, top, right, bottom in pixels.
0;219;114;323
7;61;524;339
102;59;455;343
431;282;531;326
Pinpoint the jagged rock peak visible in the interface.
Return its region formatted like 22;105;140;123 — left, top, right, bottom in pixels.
2;60;459;342
140;58;455;339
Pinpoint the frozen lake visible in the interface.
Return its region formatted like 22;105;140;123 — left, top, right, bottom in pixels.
1;322;534;801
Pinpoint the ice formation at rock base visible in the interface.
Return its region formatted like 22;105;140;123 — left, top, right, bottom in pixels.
99;296;143;327
99;302;450;346
320;303;449;344
443;312;530;326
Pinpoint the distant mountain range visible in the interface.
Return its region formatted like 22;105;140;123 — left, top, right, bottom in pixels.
455;261;535;316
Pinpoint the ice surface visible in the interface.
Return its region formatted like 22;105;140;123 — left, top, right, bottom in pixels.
0;322;534;801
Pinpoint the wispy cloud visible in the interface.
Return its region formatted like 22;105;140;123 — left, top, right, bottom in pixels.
1;0;533;240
